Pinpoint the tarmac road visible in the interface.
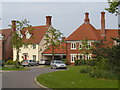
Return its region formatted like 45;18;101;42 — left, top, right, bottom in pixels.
2;66;65;88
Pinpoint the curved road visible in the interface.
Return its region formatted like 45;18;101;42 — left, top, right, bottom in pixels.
2;66;64;88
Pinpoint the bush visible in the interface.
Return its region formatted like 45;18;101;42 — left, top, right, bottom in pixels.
89;68;118;80
80;67;92;73
75;59;95;66
5;60;15;65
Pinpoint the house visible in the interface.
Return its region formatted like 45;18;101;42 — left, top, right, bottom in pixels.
13;16;54;62
65;12;118;65
0;27;13;61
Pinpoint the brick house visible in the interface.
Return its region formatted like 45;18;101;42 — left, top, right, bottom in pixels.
0;28;13;61
65;12;118;64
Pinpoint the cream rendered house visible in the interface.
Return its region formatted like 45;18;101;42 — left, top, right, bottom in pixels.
13;16;53;62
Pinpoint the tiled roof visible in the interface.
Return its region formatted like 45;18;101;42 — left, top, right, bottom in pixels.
42;43;66;54
0;29;12;40
0;25;49;43
65;23;101;41
21;25;49;44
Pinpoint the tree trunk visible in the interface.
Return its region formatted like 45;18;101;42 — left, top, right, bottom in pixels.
52;46;55;60
16;49;19;68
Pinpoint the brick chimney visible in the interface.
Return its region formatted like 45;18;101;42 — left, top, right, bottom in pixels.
11;20;16;32
46;16;52;26
84;12;90;23
101;12;106;37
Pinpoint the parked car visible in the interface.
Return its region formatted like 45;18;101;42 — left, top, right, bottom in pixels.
0;60;5;67
38;59;51;65
50;60;66;69
22;60;38;67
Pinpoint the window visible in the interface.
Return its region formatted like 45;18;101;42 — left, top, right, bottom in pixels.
85;54;92;60
87;42;91;49
71;42;76;50
114;41;119;45
25;30;32;39
70;54;77;62
32;44;36;49
79;43;82;49
33;55;36;61
78;54;83;60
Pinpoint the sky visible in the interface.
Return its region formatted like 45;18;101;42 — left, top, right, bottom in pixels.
0;1;119;37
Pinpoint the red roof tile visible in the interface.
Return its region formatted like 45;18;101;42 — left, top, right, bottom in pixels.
42;43;66;54
21;25;48;44
0;29;12;40
65;23;101;41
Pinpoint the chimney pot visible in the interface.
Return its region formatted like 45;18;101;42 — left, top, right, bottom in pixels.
46;16;52;26
11;20;16;32
84;12;90;23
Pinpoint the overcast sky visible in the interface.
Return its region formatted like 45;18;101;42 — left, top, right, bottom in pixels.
0;1;119;37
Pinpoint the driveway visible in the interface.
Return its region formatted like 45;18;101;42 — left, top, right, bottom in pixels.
2;66;65;88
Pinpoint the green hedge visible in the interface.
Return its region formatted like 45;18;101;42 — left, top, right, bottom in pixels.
75;59;95;66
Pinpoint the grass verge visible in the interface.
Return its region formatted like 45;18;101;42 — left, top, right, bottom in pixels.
36;66;118;88
0;66;29;71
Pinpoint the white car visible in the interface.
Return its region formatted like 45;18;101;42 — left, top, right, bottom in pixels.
50;60;66;69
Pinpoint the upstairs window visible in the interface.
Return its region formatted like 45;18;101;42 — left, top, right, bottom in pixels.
71;42;76;50
79;43;82;49
32;44;36;49
87;42;91;49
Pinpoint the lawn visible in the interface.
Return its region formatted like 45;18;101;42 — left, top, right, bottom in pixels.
37;66;118;88
0;66;29;71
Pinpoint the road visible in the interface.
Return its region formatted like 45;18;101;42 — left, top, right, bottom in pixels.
2;66;64;88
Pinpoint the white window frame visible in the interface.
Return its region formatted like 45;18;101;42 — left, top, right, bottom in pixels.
87;42;91;49
78;54;83;60
32;44;36;49
71;42;76;50
114;40;119;45
33;55;36;61
79;42;82;49
70;54;77;62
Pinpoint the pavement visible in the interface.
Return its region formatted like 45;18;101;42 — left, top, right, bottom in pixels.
2;66;66;88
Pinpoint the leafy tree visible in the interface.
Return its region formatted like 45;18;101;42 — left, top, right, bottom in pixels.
105;0;120;15
43;27;63;60
9;19;32;68
79;38;93;60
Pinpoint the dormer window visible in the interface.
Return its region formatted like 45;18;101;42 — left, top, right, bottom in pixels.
16;30;23;38
25;30;32;39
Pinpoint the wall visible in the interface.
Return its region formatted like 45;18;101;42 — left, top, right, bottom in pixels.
13;44;39;62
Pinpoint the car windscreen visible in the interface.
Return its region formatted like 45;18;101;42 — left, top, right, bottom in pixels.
55;61;64;64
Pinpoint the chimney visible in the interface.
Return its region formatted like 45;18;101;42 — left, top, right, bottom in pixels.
101;12;106;37
84;12;90;23
11;20;16;32
46;16;52;26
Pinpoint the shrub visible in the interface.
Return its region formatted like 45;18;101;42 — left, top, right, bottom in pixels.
75;59;95;66
80;67;92;73
5;60;15;65
89;69;118;80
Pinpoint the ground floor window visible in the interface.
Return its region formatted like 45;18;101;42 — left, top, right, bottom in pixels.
33;55;36;61
71;54;92;62
70;54;77;62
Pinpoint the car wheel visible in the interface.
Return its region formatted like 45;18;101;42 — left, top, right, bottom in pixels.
28;64;31;67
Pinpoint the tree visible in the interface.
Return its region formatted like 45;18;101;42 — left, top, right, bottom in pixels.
43;27;63;60
9;19;32;68
105;0;120;15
